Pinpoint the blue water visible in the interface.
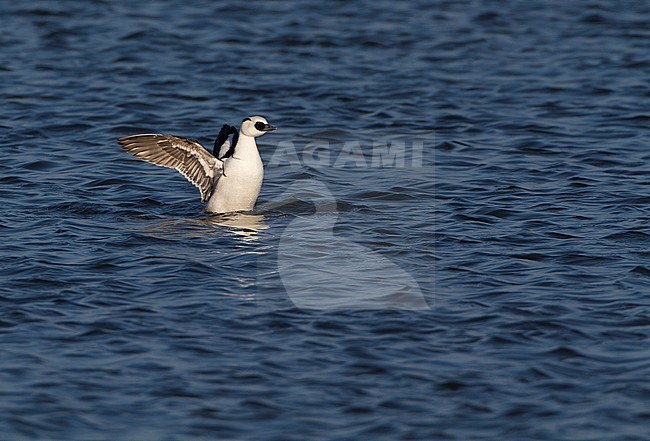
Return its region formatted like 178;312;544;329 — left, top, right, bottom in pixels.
1;0;649;439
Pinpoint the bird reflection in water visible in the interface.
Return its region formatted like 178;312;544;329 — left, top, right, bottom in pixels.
147;213;268;243
204;213;268;242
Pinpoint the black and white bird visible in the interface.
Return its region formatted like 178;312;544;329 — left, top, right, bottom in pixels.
118;116;277;213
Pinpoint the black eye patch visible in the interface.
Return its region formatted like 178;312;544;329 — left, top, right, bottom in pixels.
254;122;266;131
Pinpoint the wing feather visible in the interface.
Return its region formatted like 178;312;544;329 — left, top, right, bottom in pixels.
118;134;223;202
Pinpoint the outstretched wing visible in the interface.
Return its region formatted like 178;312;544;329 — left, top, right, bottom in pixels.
118;134;223;202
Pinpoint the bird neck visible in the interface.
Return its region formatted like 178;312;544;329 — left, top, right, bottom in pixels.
233;132;259;160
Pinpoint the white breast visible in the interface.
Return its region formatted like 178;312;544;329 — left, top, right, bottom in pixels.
205;136;264;214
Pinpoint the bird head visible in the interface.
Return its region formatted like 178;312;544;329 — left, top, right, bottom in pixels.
241;115;277;137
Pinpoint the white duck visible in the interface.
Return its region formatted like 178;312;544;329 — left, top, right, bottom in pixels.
118;115;277;213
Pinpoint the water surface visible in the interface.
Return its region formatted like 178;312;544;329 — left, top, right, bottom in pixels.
1;0;649;439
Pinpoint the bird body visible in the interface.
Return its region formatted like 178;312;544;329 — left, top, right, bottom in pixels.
118;115;276;214
206;133;264;213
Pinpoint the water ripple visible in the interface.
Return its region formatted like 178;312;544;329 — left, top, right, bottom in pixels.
1;0;649;440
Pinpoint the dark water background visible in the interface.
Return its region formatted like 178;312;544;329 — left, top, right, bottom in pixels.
1;0;649;439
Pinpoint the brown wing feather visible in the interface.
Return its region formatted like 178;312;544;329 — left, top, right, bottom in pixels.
118;134;223;202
